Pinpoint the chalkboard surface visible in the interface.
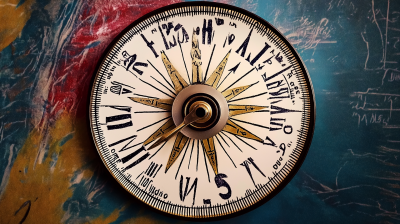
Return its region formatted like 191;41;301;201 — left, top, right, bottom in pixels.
0;0;399;223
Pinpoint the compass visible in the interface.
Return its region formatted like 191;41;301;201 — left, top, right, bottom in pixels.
89;2;315;219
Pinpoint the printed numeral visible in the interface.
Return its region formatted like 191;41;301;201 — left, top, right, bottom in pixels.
240;157;265;187
106;114;132;130
179;175;198;206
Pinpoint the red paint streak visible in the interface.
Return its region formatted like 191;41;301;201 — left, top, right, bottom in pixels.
42;0;181;125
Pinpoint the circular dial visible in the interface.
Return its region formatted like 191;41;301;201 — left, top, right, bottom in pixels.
89;2;315;219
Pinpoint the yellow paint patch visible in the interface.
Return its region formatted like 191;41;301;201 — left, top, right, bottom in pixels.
0;112;98;223
0;0;35;52
88;205;169;224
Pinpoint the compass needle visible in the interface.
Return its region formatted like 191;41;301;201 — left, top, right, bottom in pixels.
191;30;203;83
205;50;231;88
148;103;209;150
228;104;269;116
202;137;218;175
129;97;173;111
143;118;175;146
161;51;188;93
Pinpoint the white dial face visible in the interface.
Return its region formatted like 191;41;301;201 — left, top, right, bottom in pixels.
90;2;315;219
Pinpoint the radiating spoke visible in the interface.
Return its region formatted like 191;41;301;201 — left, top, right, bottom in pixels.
202;137;218;175
191;30;203;83
229;104;268;116
161;51;188;93
129;97;173;111
205;50;230;88
222;83;255;101
165;132;189;173
223;119;263;142
143;118;175;146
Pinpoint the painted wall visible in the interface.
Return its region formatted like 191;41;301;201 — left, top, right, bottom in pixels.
0;0;399;223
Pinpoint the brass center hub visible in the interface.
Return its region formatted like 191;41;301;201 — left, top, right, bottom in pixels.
184;95;219;130
172;84;229;140
188;101;212;124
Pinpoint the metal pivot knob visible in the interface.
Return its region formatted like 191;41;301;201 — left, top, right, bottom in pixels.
147;102;212;150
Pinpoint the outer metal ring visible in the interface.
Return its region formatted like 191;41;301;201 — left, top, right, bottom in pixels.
172;84;229;139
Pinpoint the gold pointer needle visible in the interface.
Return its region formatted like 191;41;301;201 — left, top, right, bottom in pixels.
147;104;209;150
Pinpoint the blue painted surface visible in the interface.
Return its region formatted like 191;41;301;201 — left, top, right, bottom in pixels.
0;0;399;223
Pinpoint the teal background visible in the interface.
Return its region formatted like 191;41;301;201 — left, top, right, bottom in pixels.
1;0;399;223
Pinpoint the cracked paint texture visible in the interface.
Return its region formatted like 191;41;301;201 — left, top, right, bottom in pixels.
1;0;400;223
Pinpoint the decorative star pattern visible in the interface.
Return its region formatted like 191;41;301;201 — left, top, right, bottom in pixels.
130;32;269;176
